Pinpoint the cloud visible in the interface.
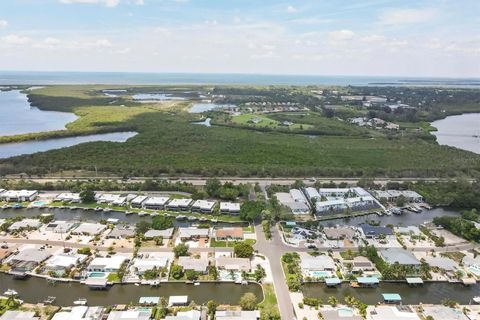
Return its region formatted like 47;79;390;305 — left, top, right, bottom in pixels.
93;39;113;47
0;20;7;28
134;0;144;4
379;8;437;25
328;29;355;41
1;34;31;45
287;5;298;13
59;0;120;7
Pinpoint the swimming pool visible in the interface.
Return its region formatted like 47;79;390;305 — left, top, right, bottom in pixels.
88;272;107;278
468;266;480;276
310;271;332;278
338;307;354;317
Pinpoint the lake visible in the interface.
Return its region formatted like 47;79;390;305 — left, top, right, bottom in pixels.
0;90;78;136
0;273;263;306
0;132;137;159
132;93;186;102
431;113;480;154
190;103;236;113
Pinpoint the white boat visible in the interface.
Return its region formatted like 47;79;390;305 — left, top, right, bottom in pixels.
151;212;159;217
138;211;148;216
107;218;119;224
194;282;200;286
73;298;87;306
134;283;140;286
3;289;18;296
473;296;480;304
103;208;112;213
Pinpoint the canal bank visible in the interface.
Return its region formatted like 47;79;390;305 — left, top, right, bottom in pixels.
0;273;263;306
302;281;480;305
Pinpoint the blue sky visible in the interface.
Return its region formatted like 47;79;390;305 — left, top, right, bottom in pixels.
0;0;479;77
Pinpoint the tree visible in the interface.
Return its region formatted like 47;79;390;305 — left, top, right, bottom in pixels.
260;306;281;320
239;292;257;310
208;265;218;280
173;243;189;258
254;265;266;282
205;178;222;197
185;269;198;281
240;201;266;221
135;221;151;234
170;264;184;279
327;296;338;307
396;195;407;207
207;300;217;318
80;188;95;203
151;216;173;230
234;242;254;258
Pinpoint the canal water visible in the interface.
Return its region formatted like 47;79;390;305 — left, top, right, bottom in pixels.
0;207;248;227
431;113;480;154
303;282;480;304
318;207;460;228
0;132;138;159
0;90;77;136
0;273;262;306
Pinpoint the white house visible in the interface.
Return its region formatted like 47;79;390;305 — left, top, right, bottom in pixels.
131;196;148;208
1;190;38;202
133;254;170;275
300;255;336;278
166;198;193;211
45;221;75;233
191;200;216;213
87;255;128;273
71;223;107;236
45;253;87;275
177;257;209;273
8;219;42;231
55;192;81;203
304;187;321;201
143;197;169;209
219;202;241;215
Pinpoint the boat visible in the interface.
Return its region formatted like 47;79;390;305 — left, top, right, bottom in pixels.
473;296;480;304
125;211;133;215
94;207;103;212
107;218;119;224
12;204;24;209
187;216;197;221
3;289;18;297
138;211;148;217
73;298;87;306
199;217;207;222
134;283;140;286
151;212;159;217
211;218;218;223
1;204;9;209
176;215;186;220
391;207;402;215
43;296;56;304
150;281;160;287
193;282;200;286
103;208;112;213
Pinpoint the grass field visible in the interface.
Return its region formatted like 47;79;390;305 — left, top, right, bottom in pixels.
231;113;313;130
0;85;479;177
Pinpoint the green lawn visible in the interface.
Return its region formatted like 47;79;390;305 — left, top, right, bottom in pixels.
210;239;256;248
231;113;313;130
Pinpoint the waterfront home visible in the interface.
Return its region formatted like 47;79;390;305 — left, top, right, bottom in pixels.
215;227;244;241
379;248;421;268
215;310;260;320
219;202;241;215
275;192;310;215
177;256;209;273
143;196;169;210
107;308;152;320
462;255;480;276
215;256;251;272
143;228;174;240
349;256;375;274
422;305;469;320
165;310;201;320
71;223;107;236
191;200;216;213
359;224;393;239
51;306;104;320
8;219;42;232
395;226;422;236
132;253;170;276
376;190;423;203
87;255;128;273
55;192;81;203
8;247;52;274
304;187;321;201
45;221;75;233
96;193;125;205
131;195;148;208
45;253;88;276
168;296;188;306
178;227;210;241
0;189;38;202
290;189;309;203
366;305;420;320
423;256;457;272
106;226;135;239
0;311;39;320
323;227;357;240
166;198;193;211
300;255;336;278
319;307;362;320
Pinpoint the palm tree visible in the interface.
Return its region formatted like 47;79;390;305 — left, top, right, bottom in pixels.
327;296;338;307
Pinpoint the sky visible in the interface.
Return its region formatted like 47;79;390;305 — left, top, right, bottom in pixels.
0;0;479;77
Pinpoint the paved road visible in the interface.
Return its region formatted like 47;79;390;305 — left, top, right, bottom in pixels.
253;223;295;320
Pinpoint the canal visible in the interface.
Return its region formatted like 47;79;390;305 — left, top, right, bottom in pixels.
0;273;263;306
303;282;480;304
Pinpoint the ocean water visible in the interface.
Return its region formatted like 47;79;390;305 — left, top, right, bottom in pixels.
0;71;479;87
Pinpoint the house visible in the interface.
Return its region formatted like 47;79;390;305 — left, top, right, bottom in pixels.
51;306;104;320
131;196;148;208
143;197;169;209
96;193;125;205
55;192;81;203
177;257;209;273
0;190;38;202
107;309;152;320
215;227;244;241
166;198;193;211
319;308;362;320
71;223;107;236
178;227;210;241
423;256;457;272
107;226;135;239
219;202;241;215
215;310;260;320
323;227;357;240
216;256;251;272
168;296;188;306
300;255;336;278
87;255;128;273
8;247;51;274
462;255;480;276
191;200;216;213
0;311;39;320
350;256;375;273
395;226;421;236
366;305;420;320
45;253;87;275
290;189;308;203
422;305;469;320
400;190;423;203
45;221;75;233
165;310;201;320
379;248;420;268
304;187;321;201
133;254;170;275
143;228;174;240
359;224;393;239
8;219;42;231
